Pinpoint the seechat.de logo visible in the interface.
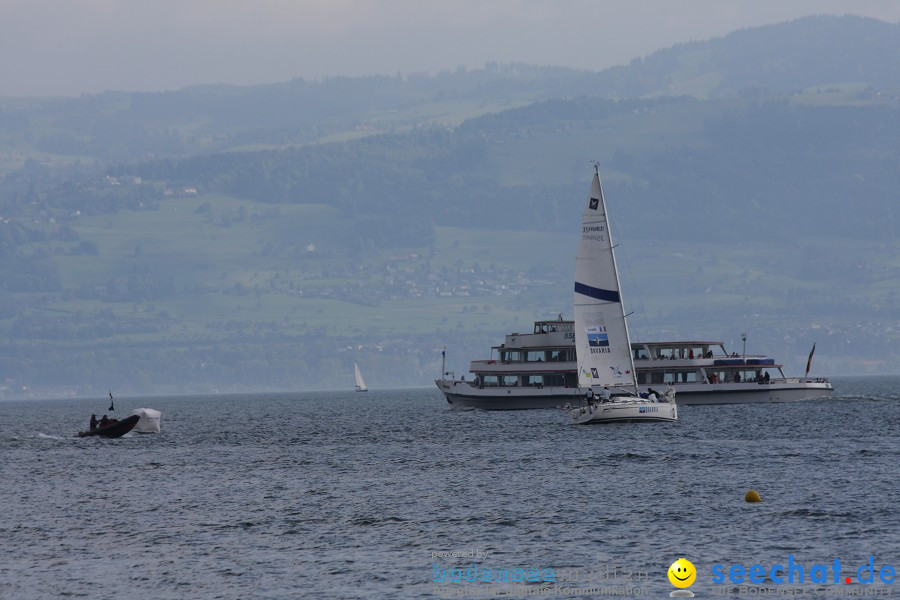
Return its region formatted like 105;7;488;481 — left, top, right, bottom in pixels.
711;555;896;585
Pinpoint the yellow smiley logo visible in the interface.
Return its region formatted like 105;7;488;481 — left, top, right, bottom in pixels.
668;558;697;588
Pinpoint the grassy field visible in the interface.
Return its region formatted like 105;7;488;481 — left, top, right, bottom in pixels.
16;195;574;344
16;187;898;353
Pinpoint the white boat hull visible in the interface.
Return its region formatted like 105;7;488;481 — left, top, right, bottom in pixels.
669;380;832;405
435;379;831;409
436;380;578;410
570;400;678;424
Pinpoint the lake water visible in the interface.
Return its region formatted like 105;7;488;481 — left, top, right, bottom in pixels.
1;376;898;599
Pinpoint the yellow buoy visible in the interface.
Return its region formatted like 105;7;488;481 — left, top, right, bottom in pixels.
745;489;762;503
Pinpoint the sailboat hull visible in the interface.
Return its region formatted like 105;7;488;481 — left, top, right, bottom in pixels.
77;414;141;438
571;400;677;424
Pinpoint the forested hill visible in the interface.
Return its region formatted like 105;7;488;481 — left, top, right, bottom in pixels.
1;15;898;397
111;95;899;246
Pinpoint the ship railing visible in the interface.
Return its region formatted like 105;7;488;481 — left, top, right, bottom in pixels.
782;376;831;384
636;353;770;361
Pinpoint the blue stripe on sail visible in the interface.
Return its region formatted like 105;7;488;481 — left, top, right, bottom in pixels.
574;281;620;303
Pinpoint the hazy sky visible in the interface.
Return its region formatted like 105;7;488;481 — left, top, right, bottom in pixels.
2;0;899;97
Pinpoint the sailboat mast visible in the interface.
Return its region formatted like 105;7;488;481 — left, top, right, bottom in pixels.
593;165;639;392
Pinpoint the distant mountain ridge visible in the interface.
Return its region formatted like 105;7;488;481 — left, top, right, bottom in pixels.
595;15;900;98
2;16;898;164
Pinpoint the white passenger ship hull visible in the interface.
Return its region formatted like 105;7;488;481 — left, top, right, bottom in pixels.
437;378;831;410
664;380;833;405
436;379;579;410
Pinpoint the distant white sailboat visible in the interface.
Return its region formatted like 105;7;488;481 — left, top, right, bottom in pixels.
571;166;677;424
355;363;368;392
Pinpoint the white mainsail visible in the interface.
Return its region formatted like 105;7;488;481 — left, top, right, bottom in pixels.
573;167;638;391
354;363;368;392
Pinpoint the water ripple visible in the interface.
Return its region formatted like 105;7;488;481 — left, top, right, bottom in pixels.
0;378;897;598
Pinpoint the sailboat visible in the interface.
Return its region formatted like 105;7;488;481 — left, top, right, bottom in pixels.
354;363;368;392
570;166;677;424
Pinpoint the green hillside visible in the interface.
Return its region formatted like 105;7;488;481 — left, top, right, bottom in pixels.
1;15;899;398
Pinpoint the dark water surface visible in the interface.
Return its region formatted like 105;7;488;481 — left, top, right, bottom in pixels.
1;376;898;599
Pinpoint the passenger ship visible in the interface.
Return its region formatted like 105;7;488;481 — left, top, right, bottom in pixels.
435;317;833;409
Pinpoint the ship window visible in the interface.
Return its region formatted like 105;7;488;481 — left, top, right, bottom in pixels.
548;350;569;362
525;350;545;362
505;351;522;362
526;375;544;387
662;371;700;383
708;370;726;383
482;375;499;387
544;374;564;387
715;370;756;383
501;375;519;387
545;349;575;362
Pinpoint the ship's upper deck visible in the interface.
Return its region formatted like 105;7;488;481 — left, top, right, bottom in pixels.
483;320;784;370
